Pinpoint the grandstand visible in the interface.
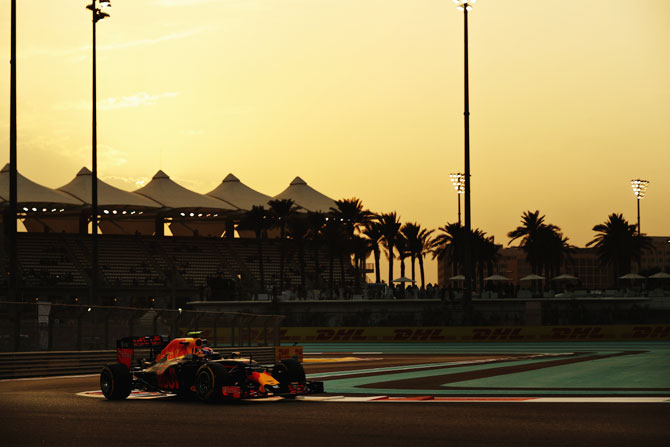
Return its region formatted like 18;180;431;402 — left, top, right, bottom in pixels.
0;232;356;306
1;165;356;305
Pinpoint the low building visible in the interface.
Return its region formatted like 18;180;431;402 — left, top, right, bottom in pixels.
438;236;670;291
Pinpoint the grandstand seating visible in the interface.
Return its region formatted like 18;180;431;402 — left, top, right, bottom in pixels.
16;234;86;287
4;233;357;298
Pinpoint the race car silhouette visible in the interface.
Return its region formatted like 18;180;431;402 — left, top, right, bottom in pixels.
100;334;323;402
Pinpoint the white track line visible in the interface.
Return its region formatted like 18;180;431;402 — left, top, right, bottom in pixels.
1;373;98;383
75;391;670;404
297;396;670;403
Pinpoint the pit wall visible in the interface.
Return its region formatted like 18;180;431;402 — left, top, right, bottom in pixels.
194;325;670;344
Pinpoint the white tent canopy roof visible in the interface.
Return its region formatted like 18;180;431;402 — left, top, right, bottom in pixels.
206;173;272;211
484;274;511;281
552;274;578;280
58;167;162;209
393;276;415;283
619;273;646;280
520;274;545;281
134;170;235;212
0;163;83;207
273;176;337;212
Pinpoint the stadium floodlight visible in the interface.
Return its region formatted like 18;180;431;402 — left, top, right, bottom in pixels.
630;179;649;235
631;179;649;199
453;0;476;12
450;173;465;194
449;173;465;225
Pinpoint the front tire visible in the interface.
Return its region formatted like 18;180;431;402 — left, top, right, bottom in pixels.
100;363;132;400
195;363;231;403
272;358;306;385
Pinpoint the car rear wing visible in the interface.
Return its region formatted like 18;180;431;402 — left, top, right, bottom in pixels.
116;335;168;368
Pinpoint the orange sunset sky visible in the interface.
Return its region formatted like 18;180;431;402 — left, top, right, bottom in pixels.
1;0;668;285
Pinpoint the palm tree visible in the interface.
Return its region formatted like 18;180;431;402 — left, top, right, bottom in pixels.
362;219;383;284
537;226;573;280
287;215;309;297
378;212;402;285
268;198;298;292
471;229;500;291
433;224;498;292
331;198;374;292
587;213;653;285
306;211;326;290
401;222;434;287
415;229;434;289
396;233;409;279
239;205;270;291
508;210;560;276
401;223;419;282
330;198;374;236
322;217;345;298
350;234;372;289
431;223;468;277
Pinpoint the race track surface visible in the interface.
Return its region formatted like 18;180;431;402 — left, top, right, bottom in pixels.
1;341;668;446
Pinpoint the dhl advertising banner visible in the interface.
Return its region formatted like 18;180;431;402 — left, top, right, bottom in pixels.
278;326;670;342
198;325;670;344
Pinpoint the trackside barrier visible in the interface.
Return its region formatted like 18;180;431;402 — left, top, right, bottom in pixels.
0;346;277;380
186;325;670;344
0;301;284;352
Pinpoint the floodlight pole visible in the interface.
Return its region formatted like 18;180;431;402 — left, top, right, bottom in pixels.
630;179;649;236
8;0;18;302
87;1;110;305
457;188;462;226
637;198;641;235
460;2;474;311
450;173;464;226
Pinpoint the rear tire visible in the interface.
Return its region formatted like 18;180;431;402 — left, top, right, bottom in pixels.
100;363;132;400
195;363;231;403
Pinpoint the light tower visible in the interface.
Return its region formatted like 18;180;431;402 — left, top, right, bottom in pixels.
449;173;465;225
630;179;649;235
453;0;475;312
86;0;111;305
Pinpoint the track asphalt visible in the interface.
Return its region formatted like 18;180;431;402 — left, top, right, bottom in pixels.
0;341;668;446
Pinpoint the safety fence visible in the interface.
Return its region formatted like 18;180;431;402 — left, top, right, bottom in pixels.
0;301;284;352
0;346;278;380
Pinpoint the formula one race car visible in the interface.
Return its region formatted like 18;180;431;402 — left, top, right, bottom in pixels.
100;334;323;402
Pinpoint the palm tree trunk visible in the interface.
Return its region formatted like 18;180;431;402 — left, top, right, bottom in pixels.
329;247;334;299
279;226;285;292
419;256;425;288
339;252;345;293
298;241;305;298
354;254;361;293
387;243;394;285
374;249;381;283
410;255;416;282
256;230;265;291
313;246;321;289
